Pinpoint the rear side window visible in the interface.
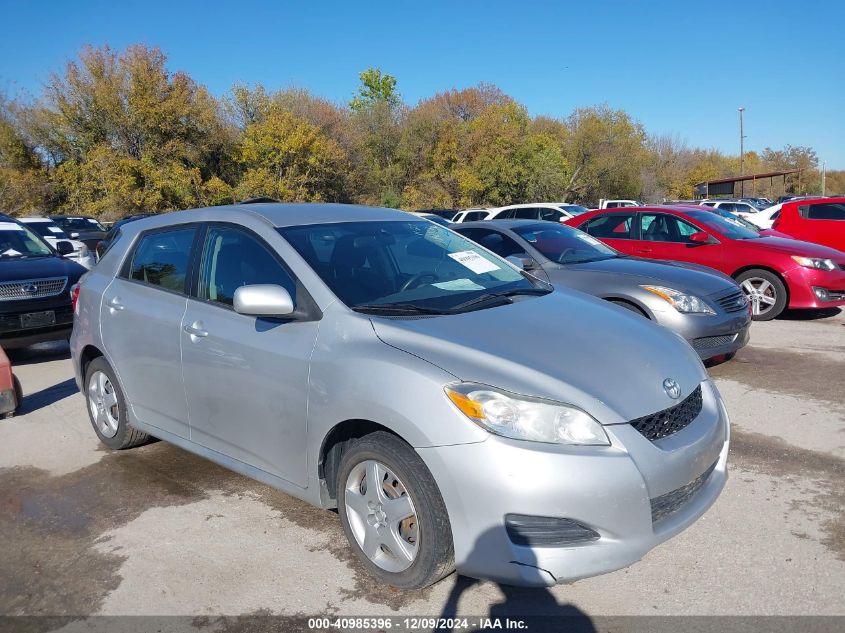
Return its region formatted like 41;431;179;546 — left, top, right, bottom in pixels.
511;208;539;219
802;203;845;220
581;213;635;239
128;227;196;293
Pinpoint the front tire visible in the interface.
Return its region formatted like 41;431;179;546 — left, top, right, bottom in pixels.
337;431;454;589
735;269;787;321
84;357;149;449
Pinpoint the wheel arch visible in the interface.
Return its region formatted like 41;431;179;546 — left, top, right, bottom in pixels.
79;344;105;378
731;265;790;301
602;296;651;318
318;419;407;507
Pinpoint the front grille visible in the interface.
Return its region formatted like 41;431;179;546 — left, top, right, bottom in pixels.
716;289;748;313
630;385;703;441
691;333;738;350
651;460;718;523
505;514;600;547
0;277;67;301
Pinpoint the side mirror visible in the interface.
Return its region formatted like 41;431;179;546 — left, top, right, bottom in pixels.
505;254;536;270
689;232;713;245
233;284;295;317
55;240;75;256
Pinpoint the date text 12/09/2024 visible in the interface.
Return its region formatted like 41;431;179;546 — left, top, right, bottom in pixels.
307;617;529;630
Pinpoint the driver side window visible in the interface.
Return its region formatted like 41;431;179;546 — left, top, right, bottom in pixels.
641;214;699;243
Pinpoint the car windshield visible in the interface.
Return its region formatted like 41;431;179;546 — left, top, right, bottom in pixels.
280;220;549;314
511;223;618;264
25;222;70;240
684;210;761;240
0;222;55;258
562;205;590;215
55;217;106;232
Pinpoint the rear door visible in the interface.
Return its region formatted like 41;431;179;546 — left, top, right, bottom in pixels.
579;212;638;254
180;224;318;487
100;225;198;438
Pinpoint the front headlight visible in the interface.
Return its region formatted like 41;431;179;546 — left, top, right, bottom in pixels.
444;383;609;445
641;285;715;314
791;255;835;271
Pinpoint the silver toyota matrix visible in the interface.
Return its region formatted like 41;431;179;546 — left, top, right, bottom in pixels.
71;202;729;589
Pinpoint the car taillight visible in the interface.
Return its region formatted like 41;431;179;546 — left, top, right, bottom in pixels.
71;284;81;315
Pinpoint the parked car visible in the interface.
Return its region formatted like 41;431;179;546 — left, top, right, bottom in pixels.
19;217;96;269
0;215;86;349
739;197;773;208
450;208;491;223
696;206;793;239
771;197;845;252
414;209;459;221
413;212;453;227
486;203;590;222
454;220;750;360
0;345;22;418
599;199;643;209
742;203;783;230
566;206;845;320
95;214;153;258
699;199;763;218
72;202;728;589
49;215;108;252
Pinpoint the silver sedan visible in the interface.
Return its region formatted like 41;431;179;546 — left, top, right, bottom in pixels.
455;220;752;361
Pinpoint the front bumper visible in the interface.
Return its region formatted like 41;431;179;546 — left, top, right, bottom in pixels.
648;302;751;360
0;296;75;349
783;265;845;309
418;380;729;586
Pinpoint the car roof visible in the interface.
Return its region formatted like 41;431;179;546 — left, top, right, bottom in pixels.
455;219;564;230
19;217;53;222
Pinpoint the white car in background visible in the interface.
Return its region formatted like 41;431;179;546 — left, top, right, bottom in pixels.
699;200;763;219
19;217;96;269
743;203;782;229
486;202;590;222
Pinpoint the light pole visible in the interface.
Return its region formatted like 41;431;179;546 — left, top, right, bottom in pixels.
738;107;746;197
822;161;826;196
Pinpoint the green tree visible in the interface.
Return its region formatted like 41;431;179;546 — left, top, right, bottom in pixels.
349;68;400;112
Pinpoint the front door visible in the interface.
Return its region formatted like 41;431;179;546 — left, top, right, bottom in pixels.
100;225;198;438
180;224;318;488
635;213;724;270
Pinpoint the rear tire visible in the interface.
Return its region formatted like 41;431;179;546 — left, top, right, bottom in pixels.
84;357;149;449
337;431;454;589
735;269;786;321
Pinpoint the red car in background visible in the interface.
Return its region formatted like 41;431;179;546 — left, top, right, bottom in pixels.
771;197;845;252
566;206;845;320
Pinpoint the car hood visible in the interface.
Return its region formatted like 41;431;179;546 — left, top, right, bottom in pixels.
551;257;736;295
0;255;87;283
744;236;845;259
370;290;707;424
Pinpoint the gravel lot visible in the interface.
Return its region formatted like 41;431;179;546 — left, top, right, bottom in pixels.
1;310;843;625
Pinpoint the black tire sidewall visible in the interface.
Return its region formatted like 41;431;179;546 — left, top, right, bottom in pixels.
84;357;135;449
736;269;787;321
337;432;454;590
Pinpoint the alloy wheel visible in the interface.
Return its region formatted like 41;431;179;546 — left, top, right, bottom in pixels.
344;459;419;573
87;370;119;438
740;277;778;317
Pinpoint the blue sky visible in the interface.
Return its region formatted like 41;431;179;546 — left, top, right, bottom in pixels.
2;0;844;167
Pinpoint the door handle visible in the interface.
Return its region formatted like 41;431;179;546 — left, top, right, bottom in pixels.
107;297;125;311
183;322;208;338
635;248;653;254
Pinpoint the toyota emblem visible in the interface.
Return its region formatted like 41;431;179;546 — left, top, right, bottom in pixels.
663;378;682;400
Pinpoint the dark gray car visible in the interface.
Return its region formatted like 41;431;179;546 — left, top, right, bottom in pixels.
455;220;751;360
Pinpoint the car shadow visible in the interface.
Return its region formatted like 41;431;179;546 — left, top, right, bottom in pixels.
18;378;78;414
7;341;71;365
438;527;596;633
777;307;841;321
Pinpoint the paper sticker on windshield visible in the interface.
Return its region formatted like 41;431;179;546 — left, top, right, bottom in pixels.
432;279;485;291
0;222;25;231
48;226;64;233
448;250;500;274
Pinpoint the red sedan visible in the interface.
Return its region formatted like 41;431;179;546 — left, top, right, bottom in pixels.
566;206;845;320
771;197;845;252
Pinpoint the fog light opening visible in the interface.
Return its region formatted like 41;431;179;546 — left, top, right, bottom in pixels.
812;286;830;302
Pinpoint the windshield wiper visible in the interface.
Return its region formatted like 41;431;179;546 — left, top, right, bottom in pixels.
448;287;550;313
352;302;450;315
